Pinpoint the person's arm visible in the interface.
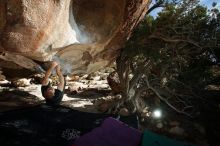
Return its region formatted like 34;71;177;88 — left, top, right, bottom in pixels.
41;61;58;86
56;65;65;91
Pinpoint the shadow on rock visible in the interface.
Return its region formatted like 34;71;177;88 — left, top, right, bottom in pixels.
0;90;43;112
66;88;111;99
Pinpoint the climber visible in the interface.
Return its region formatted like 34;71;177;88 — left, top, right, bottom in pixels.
41;61;65;105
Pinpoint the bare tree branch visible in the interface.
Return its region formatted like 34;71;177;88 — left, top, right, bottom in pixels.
149;33;202;49
146;0;166;15
129;59;150;91
145;76;193;117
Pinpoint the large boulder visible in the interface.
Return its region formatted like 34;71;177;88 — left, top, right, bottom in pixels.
0;0;150;80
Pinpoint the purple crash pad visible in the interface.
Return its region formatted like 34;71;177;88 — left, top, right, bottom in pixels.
74;117;142;146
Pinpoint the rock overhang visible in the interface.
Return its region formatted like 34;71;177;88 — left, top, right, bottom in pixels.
0;0;150;80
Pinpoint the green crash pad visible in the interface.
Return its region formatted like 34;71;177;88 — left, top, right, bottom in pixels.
142;130;196;146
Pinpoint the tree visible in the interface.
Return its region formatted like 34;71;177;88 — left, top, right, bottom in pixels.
112;0;220;118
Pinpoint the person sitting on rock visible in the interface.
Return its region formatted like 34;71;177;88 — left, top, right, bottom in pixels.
41;61;65;105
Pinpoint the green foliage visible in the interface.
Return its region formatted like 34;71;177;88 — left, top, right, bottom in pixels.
116;0;220;117
126;0;219;86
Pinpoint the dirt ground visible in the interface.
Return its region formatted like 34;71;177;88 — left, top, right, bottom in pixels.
0;74;219;146
0;76;111;113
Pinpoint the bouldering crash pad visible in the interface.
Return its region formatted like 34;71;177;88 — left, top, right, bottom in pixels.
74;117;142;146
142;130;196;146
0;104;138;146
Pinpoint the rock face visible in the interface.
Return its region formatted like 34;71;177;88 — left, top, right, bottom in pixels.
0;0;150;80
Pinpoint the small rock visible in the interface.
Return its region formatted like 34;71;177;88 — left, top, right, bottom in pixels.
100;73;109;80
67;82;85;94
194;123;206;134
12;78;31;87
30;74;44;84
67;75;80;81
86;72;99;80
169;121;180;127
97;101;113;112
93;76;101;81
140;107;151;118
169;126;185;136
104;67;114;73
0;71;6;81
67;86;79;95
205;85;220;91
81;74;88;80
119;108;130;116
156;123;163;129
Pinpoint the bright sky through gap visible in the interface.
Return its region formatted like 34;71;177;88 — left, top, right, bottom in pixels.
200;0;219;8
149;0;220;18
